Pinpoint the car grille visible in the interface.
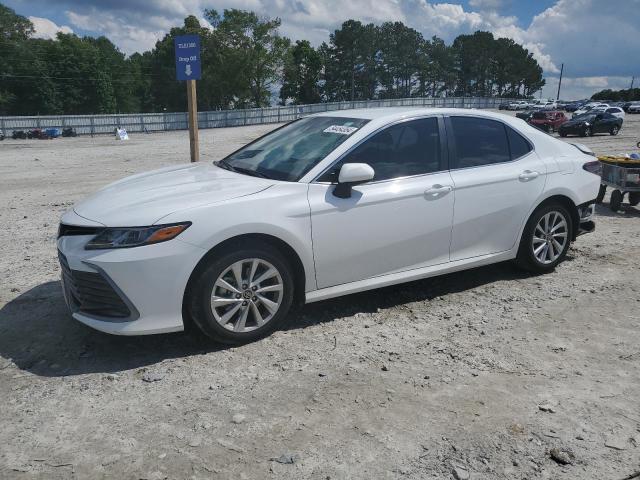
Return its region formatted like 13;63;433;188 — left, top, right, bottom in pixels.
58;251;132;319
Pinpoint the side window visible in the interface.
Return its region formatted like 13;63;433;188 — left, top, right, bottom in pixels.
506;125;533;160
319;117;441;182
450;117;510;168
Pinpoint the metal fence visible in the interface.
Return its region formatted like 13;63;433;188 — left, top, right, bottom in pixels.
0;96;513;136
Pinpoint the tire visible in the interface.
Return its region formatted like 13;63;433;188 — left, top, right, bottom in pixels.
515;203;573;274
582;126;592;137
595;184;607;204
628;192;640;207
610;125;620;136
187;241;295;344
610;190;623;212
559;131;567;137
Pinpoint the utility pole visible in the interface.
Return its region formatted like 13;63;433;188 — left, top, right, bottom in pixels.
556;63;564;101
631;76;635;90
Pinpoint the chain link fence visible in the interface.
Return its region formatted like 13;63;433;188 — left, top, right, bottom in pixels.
0;96;513;136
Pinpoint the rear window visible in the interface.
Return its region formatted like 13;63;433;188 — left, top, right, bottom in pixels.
450;116;532;169
450;117;510;168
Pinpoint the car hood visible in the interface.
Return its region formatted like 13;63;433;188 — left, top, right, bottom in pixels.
73;163;273;226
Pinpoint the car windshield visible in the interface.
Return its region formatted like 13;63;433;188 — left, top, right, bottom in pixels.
218;116;369;181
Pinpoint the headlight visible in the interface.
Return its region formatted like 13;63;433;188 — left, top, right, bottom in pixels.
85;222;191;250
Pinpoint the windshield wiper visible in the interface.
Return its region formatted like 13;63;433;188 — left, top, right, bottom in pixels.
214;160;272;179
230;166;272;179
214;160;234;171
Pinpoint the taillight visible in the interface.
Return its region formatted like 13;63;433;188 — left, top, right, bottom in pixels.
582;160;602;176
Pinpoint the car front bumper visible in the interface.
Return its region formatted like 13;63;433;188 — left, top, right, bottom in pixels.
57;218;206;335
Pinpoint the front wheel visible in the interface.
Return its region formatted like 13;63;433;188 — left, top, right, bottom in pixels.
187;241;295;344
582;126;592;137
515;204;572;273
610;125;620;136
629;192;640;206
596;184;607;204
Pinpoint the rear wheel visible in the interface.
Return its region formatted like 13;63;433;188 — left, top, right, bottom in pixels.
582;126;592;137
628;192;640;207
515;204;572;273
610;125;620;136
187;241;295;344
610;190;623;211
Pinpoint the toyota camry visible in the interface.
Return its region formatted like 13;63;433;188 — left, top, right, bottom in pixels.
57;108;600;344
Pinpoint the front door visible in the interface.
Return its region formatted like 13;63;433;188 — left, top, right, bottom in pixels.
308;117;455;289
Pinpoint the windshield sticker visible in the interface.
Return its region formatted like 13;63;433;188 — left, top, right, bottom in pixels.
323;125;359;135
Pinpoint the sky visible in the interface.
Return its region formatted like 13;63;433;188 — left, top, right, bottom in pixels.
4;0;640;100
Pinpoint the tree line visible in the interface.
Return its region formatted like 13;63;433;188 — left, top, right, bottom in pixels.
591;88;640;102
0;3;545;116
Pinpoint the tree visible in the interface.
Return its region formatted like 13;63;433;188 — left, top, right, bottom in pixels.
210;9;289;108
377;22;423;98
322;20;378;101
279;40;322;104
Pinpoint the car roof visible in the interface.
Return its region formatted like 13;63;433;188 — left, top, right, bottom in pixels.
309;107;519;123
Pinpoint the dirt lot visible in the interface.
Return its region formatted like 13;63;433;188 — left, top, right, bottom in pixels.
1;110;639;480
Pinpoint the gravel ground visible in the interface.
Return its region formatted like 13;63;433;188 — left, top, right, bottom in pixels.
1;110;639;480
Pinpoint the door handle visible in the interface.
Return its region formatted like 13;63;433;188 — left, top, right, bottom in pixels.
519;170;539;181
424;184;453;196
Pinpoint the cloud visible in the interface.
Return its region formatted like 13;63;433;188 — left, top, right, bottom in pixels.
19;0;640;99
468;0;509;11
28;16;73;39
541;76;633;100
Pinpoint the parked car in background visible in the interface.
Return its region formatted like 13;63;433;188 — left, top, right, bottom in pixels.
565;102;584;112
558;112;622;137
57;108;599;343
0;130;4;141
601;107;625;119
628;102;640;113
12;130;27;139
498;101;511;110
622;101;633;112
516;109;538;122
529;110;568;132
44;128;61;138
573;103;608;117
509;101;529;110
62;127;78;137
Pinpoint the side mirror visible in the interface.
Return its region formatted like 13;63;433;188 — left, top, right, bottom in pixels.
333;163;375;198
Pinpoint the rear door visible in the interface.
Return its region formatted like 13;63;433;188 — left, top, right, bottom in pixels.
446;116;547;261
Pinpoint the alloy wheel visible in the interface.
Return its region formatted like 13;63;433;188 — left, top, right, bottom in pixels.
531;211;569;265
210;258;284;332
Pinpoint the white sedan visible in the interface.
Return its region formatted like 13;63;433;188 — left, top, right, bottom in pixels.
58;108;600;343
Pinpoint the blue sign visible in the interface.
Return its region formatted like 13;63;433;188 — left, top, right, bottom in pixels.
174;35;201;81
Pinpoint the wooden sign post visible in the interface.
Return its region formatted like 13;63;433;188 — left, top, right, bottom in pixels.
174;35;201;162
186;79;199;162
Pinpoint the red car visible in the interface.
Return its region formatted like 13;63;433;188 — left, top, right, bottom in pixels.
528;110;568;132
